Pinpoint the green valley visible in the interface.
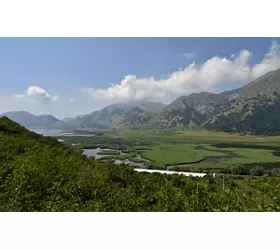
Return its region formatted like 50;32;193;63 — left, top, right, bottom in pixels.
1;117;280;211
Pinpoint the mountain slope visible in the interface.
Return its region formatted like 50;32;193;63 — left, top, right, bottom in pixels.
148;68;280;134
3;68;280;134
149;92;227;129
0;111;61;128
55;68;280;133
203;68;280;134
65;101;166;129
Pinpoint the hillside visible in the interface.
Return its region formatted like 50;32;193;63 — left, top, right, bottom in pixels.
0;111;62;128
204;68;280;134
64;101;166;130
148;92;227;129
148;68;280;134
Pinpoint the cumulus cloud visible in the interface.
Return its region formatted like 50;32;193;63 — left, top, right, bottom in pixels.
14;86;58;102
252;40;280;78
84;40;280;102
69;99;75;103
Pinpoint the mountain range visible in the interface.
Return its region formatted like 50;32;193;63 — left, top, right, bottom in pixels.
0;111;62;128
2;68;280;135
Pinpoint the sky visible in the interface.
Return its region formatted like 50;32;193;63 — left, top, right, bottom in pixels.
1;37;280;119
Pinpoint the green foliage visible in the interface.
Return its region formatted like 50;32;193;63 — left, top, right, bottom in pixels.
97;150;120;155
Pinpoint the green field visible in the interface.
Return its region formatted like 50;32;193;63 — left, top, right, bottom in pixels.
58;129;280;172
219;148;280;165
141;143;226;167
97;150;120;155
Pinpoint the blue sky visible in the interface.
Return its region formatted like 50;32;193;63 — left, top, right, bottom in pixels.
1;37;280;118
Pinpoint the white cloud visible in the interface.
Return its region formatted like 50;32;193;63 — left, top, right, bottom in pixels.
83;40;280;102
252;40;280;78
69;98;75;103
14;86;58;102
181;52;196;59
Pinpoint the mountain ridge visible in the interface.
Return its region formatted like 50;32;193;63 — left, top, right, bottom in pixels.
3;68;280;134
0;111;62;128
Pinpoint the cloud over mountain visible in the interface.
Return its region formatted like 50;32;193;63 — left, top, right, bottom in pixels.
84;40;280;102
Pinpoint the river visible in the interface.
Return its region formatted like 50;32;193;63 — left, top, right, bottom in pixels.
82;148;208;177
134;168;207;177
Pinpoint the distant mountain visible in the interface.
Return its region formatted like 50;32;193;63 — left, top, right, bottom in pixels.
0;111;61;128
116;68;280;134
203;68;280;134
150;68;280;134
61;117;74;122
64;101;166;130
4;68;280;135
148;92;228;129
58;68;280;134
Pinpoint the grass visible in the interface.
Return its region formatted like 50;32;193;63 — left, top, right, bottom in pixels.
57;129;280;170
102;152;137;160
219;148;280;166
97;150;120;155
141;143;226;168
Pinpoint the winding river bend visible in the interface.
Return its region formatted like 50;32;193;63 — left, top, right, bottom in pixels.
82;148;209;177
81;145;240;177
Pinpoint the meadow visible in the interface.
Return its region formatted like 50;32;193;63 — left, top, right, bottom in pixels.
141;143;225;167
58;129;280;173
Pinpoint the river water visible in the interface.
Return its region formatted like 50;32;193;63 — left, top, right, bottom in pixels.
82;148;118;159
82;148;207;177
134;168;207;177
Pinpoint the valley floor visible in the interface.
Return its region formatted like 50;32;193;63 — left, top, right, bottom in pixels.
57;129;280;176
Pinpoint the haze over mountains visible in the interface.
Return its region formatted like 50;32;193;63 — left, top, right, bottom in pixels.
0;111;61;128
2;68;280;135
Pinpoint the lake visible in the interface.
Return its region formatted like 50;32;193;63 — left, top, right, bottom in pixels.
28;128;72;136
82;148;113;159
29;128;94;137
82;148;146;167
